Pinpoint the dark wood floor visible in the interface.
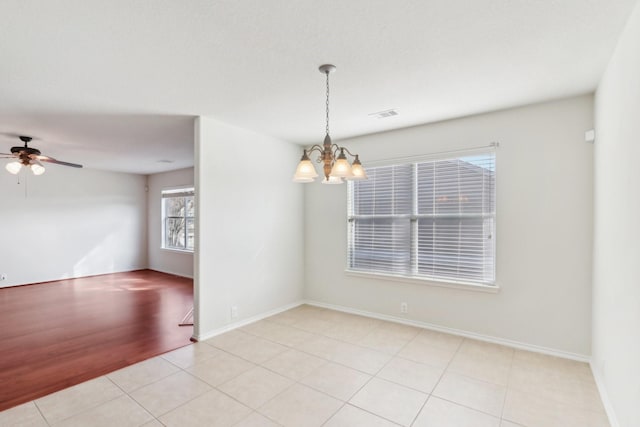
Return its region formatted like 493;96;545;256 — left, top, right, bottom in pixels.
0;269;194;412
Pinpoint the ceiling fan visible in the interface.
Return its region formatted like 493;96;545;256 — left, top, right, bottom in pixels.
1;136;83;176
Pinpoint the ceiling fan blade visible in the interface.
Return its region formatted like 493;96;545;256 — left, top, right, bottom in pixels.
37;155;83;168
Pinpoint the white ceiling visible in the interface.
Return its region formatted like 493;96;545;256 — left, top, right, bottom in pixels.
0;0;637;174
0;115;194;174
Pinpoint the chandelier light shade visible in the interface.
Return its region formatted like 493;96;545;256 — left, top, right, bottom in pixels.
5;161;22;175
329;149;354;178
321;176;344;185
30;161;45;175
350;155;368;180
4;160;46;175
293;64;367;184
292;150;319;182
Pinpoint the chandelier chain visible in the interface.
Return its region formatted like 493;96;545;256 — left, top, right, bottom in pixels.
325;70;330;136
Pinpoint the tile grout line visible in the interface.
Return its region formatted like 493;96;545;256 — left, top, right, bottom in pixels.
334;326;429;427
399;332;441;427
499;345;517;422
426;395;505;420
408;336;465;426
229;410;284;427
103;375;159;426
226;326;388;377
178;352;260;417
108;357;186;393
31;400;51;427
35;377;128;426
220;379;296;425
124;365;216;423
318;357;384;425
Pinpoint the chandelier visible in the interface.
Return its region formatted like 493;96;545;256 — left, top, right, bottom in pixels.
293;64;367;184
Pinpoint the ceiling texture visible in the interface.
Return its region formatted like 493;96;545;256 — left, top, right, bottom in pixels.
0;0;637;174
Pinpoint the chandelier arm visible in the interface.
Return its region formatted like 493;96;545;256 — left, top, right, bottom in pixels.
303;145;325;164
331;144;342;158
306;144;324;153
339;146;359;159
306;145;324;158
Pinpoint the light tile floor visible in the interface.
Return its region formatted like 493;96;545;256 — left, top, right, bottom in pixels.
1;304;610;427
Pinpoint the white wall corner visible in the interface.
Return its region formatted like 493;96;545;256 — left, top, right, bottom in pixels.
192;300;306;342
590;362;620;427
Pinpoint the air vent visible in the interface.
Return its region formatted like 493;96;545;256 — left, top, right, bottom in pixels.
369;109;399;119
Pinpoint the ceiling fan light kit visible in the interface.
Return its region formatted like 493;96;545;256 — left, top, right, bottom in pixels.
293;64;368;184
2;136;83;176
5;161;23;175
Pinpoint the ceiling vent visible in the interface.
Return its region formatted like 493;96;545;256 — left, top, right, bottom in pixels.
369;109;398;119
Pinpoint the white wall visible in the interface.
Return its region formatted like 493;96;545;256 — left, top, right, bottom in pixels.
592;1;640;425
305;95;594;357
194;117;304;338
0;166;147;288
147;167;194;278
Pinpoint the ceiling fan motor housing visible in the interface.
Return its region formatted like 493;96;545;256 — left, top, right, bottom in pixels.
10;145;41;165
10;146;41;156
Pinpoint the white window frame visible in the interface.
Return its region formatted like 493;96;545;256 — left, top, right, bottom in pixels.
161;187;195;253
346;148;497;292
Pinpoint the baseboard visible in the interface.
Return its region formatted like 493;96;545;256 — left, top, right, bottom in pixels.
305;300;591;362
0;266;148;289
590;362;620;427
192;300;305;342
147;268;193;279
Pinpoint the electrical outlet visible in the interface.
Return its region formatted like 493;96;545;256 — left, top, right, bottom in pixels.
0;273;6;281
400;302;408;314
230;305;238;319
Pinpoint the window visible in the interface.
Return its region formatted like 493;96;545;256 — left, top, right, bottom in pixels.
162;187;195;252
347;151;495;286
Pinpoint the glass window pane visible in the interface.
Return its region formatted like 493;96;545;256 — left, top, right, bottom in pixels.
161;190;196;252
186;218;195;250
167;197;185;217
186;196;195;217
165;217;186;249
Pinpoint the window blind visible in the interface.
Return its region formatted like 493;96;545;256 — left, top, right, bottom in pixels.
347;152;495;286
162;188;194;198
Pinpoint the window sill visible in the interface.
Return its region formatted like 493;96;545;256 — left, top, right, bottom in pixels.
161;247;194;255
344;270;500;294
